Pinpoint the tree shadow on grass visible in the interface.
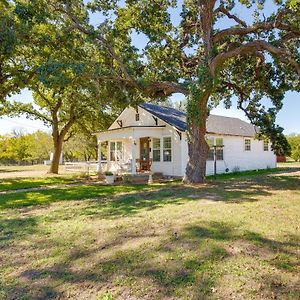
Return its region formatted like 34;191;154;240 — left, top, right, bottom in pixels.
79;173;300;218
1;171;299;218
1;170;299;299
9;221;299;299
0;184;150;209
0;216;38;244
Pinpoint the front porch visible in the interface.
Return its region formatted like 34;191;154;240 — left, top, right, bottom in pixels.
95;127;168;175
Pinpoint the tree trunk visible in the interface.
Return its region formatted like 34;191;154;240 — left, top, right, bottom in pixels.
185;93;210;184
49;137;63;174
185;121;209;184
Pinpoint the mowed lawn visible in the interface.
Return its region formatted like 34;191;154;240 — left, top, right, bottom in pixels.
0;169;299;299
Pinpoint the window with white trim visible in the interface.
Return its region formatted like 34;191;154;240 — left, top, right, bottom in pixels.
263;140;269;151
206;137;224;161
244;139;251;151
152;138;161;162
216;138;224;160
163;137;172;162
206;137;214;161
110;141;123;161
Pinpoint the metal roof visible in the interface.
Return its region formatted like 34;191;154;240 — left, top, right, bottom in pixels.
140;103;256;137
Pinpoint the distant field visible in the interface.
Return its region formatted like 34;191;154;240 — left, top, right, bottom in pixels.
277;161;300;168
0;168;299;299
0;164;48;173
0;164;96;179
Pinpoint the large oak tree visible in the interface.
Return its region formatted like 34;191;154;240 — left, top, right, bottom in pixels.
61;0;299;183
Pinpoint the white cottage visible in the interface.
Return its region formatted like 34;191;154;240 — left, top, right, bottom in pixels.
94;103;276;177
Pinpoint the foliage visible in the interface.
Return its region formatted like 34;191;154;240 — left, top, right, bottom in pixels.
104;171;114;176
63;133;98;162
0;130;52;164
287;134;300;161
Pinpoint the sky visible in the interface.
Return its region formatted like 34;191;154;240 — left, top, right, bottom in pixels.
1;0;299;135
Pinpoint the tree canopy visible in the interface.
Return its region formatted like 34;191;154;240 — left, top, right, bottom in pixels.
1;0;299;181
60;0;300;182
1;0;132;173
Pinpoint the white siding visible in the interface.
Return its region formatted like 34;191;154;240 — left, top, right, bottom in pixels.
109;106;165;129
181;135;276;176
150;126;182;176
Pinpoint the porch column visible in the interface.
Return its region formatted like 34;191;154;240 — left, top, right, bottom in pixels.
97;140;102;174
131;138;137;175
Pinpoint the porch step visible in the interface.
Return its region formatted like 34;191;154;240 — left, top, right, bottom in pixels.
116;172;164;183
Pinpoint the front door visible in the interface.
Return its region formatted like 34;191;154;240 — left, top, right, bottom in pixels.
140;137;150;161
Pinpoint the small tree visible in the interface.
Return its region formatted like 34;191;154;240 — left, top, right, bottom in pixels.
287;134;300;161
3;0;128;173
29;130;53;163
9;82;121;173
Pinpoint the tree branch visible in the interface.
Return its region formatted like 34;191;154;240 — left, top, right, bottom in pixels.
93;75;188;96
60;104;76;139
214;6;247;27
10;102;52;124
213;9;297;43
221;80;258;130
63;3;137;87
211;40;300;76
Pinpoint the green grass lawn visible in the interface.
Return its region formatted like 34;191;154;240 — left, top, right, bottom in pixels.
0;170;299;299
0;176;81;193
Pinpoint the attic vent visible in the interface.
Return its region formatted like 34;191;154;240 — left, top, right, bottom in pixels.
135;113;140;121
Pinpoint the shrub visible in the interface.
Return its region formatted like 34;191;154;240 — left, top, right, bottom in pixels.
104;171;114;176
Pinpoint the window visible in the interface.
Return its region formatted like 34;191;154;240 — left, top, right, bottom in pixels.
163;137;172;162
206;137;214;161
216;138;223;147
110;141;123;161
206;137;224;161
216;138;224;160
244;139;251;151
135;113;139;121
152;138;161;162
263;140;269;151
216;149;224;160
101;141;108;160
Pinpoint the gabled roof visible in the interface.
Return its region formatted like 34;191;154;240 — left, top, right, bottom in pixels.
139;103;256;137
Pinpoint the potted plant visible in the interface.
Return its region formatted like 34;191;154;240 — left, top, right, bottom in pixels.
104;171;114;184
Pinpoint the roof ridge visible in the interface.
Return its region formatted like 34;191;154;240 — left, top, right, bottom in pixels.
141;103;250;123
139;102;255;136
209;113;250;123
